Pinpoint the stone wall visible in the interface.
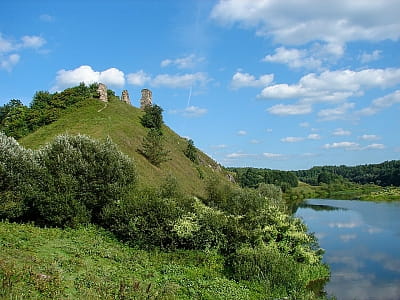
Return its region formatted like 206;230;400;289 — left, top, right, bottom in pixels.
140;89;152;109
97;83;108;102
121;90;130;104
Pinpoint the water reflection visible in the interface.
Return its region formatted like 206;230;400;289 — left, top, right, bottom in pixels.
296;199;400;300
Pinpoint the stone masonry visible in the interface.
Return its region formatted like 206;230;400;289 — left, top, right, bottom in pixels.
97;83;108;102
140;88;152;109
121;90;131;104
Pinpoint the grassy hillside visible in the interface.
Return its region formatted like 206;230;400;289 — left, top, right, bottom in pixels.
0;222;263;299
19;98;226;197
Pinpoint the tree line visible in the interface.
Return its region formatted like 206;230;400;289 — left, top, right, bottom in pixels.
0;83;119;139
295;160;400;186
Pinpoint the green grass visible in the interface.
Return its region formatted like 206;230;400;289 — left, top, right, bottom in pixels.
19;99;227;198
0;221;265;299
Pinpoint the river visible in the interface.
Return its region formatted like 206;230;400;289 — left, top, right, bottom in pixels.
295;199;400;300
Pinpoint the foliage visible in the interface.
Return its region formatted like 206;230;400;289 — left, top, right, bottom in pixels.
228;167;298;191
140;104;164;130
184;139;198;163
0;83;99;139
0;133;136;227
139;128;170;166
295;160;400;187
0;222;264;299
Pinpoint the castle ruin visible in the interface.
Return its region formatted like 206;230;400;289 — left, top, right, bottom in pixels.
140;88;152;109
121;90;131;104
97;83;108;102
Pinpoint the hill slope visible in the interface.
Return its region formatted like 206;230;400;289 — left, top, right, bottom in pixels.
19;98;226;197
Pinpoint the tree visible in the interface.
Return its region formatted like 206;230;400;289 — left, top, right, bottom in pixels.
140;105;164;130
139;128;169;166
184;139;197;163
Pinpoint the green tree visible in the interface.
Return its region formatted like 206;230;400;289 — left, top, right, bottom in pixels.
184;139;197;163
140;104;164;130
139;128;169;166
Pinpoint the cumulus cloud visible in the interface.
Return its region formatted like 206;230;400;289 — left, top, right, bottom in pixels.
267;103;312;116
231;71;273;89
317;102;355;121
151;72;209;88
226;152;253;158
170;106;208;118
281;137;304;143
0;33;46;71
210;0;400;45
307;134;321;140
364;143;385;150
161;54;204;69
263;152;286;159
333;128;352;136
262;47;322;70
323;142;359;150
0;53;20;71
237;130;247;136
259;68;400;102
20;35;46;49
357;90;400;116
40;14;55;22
52;65;125;91
359;134;380;141
360;50;382;64
126;70;151;86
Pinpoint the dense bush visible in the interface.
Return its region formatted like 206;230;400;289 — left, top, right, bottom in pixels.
140;104;164;130
0;133;136;227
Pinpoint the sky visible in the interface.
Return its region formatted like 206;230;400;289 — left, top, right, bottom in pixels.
1;0;399;170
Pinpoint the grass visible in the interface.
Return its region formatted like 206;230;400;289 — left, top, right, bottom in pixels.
0;221;265;299
19;98;227;198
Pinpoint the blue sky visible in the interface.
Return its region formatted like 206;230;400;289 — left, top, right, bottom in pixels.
1;0;399;170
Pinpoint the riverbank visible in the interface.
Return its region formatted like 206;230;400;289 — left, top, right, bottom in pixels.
285;182;400;205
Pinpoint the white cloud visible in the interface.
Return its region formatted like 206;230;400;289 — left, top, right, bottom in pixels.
281;136;304;143
21;35;46;49
211;144;228;149
317;102;355;121
161;54;204;69
333;128;351;136
260;68;400;102
52;65;125;91
226;152;252;158
182;106;207;117
267;103;312;115
357;90;400;116
250;139;261;144
151;72;208;88
99;68;125;86
263;152;285;159
126;70;151;86
307;134;321;140
210;0;400;45
0;53;20;71
299;122;309;128
237;130;247;136
231;71;273;89
359;134;379;141
0;33;46;71
364;143;385;150
360;50;382;63
169;106;208;118
323;142;359;150
40;14;55;22
262;47;322;70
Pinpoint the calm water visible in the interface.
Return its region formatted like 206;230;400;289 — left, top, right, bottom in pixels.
295;199;400;300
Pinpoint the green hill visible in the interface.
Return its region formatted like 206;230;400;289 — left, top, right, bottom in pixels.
19;97;226;197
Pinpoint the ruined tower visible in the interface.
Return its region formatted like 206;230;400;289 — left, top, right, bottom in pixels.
97;83;108;102
140;88;152;109
121;90;131;104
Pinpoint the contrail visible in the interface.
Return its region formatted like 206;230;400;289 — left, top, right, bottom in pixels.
187;86;192;107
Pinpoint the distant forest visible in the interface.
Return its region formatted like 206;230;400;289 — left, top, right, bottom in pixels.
229;160;400;189
294;160;400;186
